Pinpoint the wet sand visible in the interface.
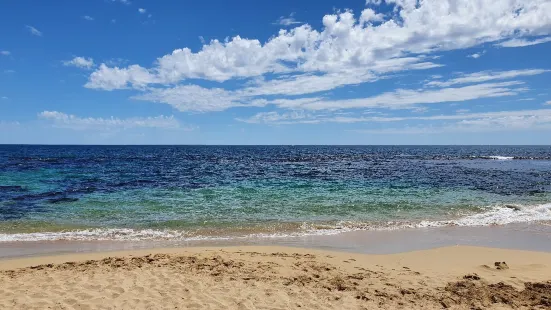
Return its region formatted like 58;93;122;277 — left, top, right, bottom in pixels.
1;223;550;259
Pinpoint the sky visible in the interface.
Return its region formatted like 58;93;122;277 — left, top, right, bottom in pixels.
1;0;551;145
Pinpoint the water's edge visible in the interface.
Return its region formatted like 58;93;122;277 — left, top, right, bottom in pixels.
1;223;550;260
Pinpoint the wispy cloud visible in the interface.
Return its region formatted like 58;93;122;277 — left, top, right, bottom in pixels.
138;8;146;14
243;109;551;137
0;121;20;130
352;109;551;134
3;70;15;74
426;69;549;87
496;37;551;48
38;111;182;131
63;57;95;69
25;25;42;36
545;101;551;105
1;96;8;100
104;58;128;66
273;12;302;26
83;0;551;134
0;51;10;56
83;15;94;21
111;0;131;4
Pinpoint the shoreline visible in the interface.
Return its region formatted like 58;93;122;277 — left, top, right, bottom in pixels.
2;222;550;260
1;245;550;309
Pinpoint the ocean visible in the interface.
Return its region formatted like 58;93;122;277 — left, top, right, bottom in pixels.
1;145;550;243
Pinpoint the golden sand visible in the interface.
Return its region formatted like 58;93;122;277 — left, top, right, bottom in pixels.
0;245;550;309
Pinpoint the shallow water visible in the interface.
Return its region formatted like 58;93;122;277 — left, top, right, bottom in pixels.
1;145;550;242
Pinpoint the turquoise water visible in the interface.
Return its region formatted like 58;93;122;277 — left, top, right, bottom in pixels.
1;145;551;241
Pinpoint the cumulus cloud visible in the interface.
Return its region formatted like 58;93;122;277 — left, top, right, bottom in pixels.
359;8;384;24
273;12;302;26
138;8;146;14
0;51;10;56
25;25;42;36
496;36;551;48
426;69;549;87
87;0;551;90
84;0;551;121
63;57;95;69
83;15;94;21
86;64;155;90
38;111;181;131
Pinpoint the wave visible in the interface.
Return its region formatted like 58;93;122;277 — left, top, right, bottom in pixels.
480;156;515;160
1;203;550;242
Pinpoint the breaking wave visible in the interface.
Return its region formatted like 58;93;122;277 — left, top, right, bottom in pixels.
1;203;550;242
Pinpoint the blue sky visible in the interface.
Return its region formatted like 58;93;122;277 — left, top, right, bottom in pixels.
1;0;551;144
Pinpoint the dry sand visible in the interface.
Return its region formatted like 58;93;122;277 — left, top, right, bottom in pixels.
0;245;550;309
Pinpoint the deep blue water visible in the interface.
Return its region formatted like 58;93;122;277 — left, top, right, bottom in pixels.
0;145;550;241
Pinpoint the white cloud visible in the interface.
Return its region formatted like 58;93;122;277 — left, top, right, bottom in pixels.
0;51;10;56
359;8;384;24
134;77;524;113
83;15;94;21
426;69;549;87
273;12;302;26
38;111;181;131
467;52;484;59
83;0;551;128
111;0;131;4
1;96;8;100
86;64;155;90
545;101;551;105
131;58;442;112
237;111;321;124
358;109;551;134
133;85;245;112
496;36;551;48
270;81;525;111
25;25;42;36
63;56;95;69
240;109;551;131
138;8;146;14
3;70;15;74
87;0;551;91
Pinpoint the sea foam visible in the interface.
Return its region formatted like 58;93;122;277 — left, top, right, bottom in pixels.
1;203;550;242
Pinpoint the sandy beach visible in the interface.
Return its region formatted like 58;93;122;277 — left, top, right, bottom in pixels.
0;245;550;309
